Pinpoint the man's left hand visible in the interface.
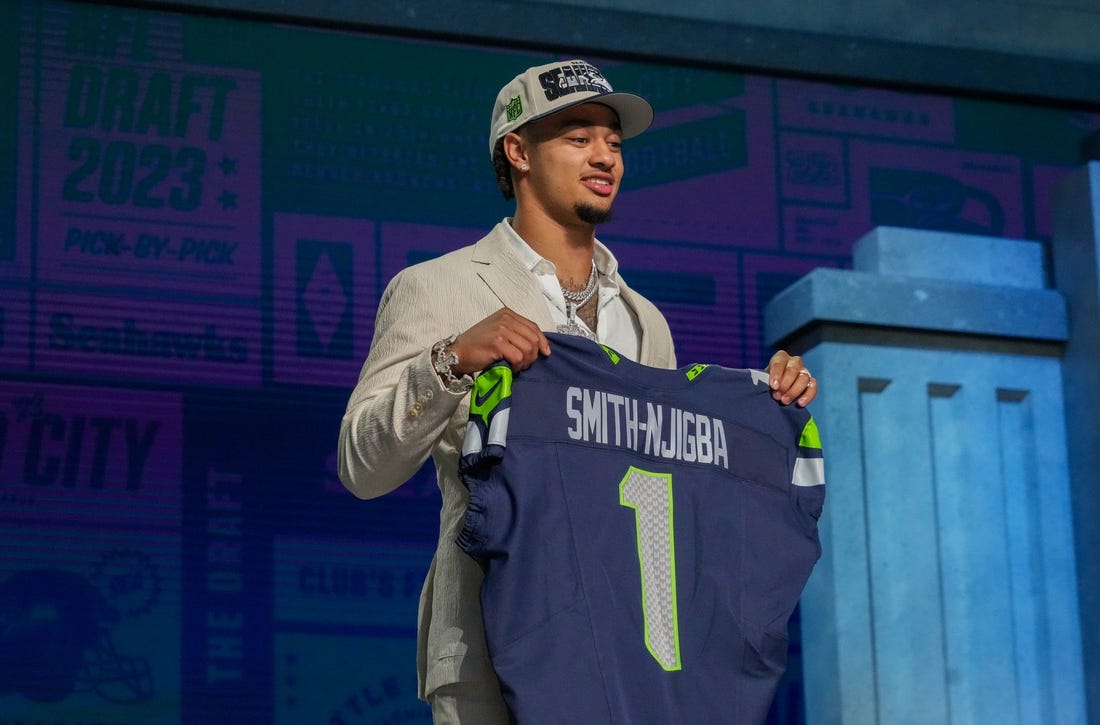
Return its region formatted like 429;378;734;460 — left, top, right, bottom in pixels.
767;351;817;407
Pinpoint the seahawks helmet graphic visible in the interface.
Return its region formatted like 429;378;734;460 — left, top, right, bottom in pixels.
0;568;153;703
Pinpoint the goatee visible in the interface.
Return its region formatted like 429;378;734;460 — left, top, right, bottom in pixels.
575;203;614;225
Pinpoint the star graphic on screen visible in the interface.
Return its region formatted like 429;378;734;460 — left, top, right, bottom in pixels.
218;190;238;209
218;155;238;175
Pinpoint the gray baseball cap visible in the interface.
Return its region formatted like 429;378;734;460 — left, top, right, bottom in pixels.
489;59;654;159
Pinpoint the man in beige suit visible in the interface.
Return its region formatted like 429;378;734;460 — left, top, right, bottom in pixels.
338;59;817;723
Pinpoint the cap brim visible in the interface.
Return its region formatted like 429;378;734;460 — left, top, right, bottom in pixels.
525;91;654;140
595;92;655;139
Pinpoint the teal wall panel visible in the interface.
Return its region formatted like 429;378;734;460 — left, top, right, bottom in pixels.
768;227;1087;724
1052;162;1100;725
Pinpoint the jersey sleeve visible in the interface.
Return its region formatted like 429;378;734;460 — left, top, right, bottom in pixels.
793;416;825;484
457;361;514;561
791;413;826;523
459;361;513;474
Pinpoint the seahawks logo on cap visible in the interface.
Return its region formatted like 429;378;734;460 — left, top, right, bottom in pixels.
506;95;523;122
539;62;613;101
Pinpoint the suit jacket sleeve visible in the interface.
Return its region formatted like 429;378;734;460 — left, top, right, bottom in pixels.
338;266;470;499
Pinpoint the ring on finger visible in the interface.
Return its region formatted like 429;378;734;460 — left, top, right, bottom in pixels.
798;368;812;378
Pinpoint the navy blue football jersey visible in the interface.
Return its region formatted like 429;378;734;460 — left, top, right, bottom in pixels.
458;333;825;724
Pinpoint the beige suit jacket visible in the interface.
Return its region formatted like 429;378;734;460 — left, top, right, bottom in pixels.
338;221;676;700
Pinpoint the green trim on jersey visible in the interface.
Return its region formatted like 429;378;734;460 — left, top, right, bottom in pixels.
800;417;822;449
599;344;621;365
685;364;708;381
470;364;513;427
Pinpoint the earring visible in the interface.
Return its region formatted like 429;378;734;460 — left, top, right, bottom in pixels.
520;163;529;171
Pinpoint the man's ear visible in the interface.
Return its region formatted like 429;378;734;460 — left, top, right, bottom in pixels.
502;131;529;171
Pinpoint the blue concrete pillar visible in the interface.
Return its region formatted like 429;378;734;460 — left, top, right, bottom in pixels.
766;227;1087;725
1052;162;1100;725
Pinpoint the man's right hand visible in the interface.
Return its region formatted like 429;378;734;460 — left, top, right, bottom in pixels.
450;308;551;375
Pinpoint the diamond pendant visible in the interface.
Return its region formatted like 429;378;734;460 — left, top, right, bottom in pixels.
558;303;596;340
557;319;594;338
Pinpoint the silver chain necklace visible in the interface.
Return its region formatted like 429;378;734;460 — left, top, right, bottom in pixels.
560;259;599;305
557;259;598;340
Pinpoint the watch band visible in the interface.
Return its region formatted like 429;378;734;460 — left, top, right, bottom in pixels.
432;334;474;394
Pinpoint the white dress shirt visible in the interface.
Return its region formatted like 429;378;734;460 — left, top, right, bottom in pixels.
502;218;643;361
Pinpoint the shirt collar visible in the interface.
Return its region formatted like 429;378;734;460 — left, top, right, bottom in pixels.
502;217;622;284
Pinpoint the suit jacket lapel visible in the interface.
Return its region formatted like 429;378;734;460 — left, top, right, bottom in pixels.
471;223;555;329
619;283;657;365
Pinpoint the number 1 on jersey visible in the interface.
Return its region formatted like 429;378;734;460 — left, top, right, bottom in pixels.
619;467;682;671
